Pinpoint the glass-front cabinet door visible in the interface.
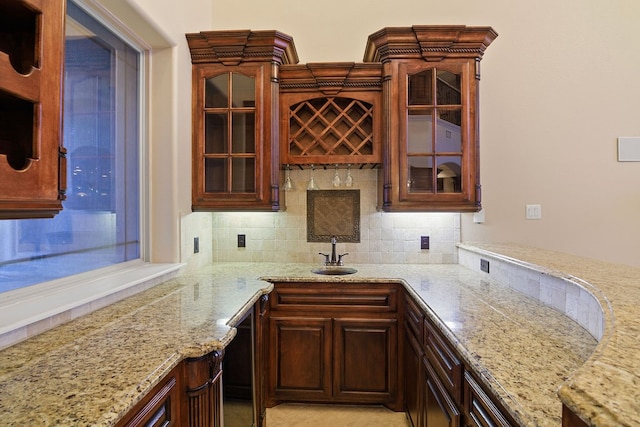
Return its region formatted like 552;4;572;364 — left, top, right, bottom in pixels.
203;71;257;194
187;29;297;211
192;62;268;210
365;25;497;212
401;63;467;200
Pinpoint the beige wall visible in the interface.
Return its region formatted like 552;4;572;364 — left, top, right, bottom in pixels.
121;0;640;269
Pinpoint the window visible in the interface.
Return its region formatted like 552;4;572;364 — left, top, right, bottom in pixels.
0;1;141;293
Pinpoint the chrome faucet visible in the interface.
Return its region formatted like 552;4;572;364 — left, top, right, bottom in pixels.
319;235;348;266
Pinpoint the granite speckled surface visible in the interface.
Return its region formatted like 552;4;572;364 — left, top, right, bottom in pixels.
460;243;640;427
0;254;606;426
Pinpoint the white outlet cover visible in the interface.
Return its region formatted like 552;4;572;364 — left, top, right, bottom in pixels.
526;204;542;219
473;209;485;223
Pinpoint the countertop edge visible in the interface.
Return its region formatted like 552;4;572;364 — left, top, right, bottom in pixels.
457;243;632;427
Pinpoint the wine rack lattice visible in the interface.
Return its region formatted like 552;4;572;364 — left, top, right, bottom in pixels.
288;97;374;160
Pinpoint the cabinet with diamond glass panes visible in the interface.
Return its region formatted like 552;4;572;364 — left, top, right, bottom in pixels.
186;30;297;211
364;26;497;212
279;62;383;167
0;0;67;219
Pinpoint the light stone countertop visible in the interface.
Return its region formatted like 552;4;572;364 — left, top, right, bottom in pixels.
0;253;611;426
460;243;640;427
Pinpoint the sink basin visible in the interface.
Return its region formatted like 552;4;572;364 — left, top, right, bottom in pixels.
311;266;358;276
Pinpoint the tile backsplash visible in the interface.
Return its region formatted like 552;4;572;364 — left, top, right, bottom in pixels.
457;245;604;341
210;168;460;264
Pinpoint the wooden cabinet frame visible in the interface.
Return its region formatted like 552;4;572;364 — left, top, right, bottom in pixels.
264;282;402;411
364;25;497;212
186;30;298;211
279;63;383;166
402;289;517;427
187;26;496;212
0;0;67;218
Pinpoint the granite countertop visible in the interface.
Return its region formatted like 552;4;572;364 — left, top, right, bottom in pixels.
461;243;640;427
0;248;619;426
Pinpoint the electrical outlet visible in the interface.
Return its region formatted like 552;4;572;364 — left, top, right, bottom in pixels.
526;204;542;219
480;258;490;273
193;237;199;254
420;236;430;250
237;234;246;248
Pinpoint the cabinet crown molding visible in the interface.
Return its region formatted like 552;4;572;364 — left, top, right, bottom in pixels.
280;62;383;95
186;29;299;66
363;25;498;62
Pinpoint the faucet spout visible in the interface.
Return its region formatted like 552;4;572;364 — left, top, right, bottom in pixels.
319;236;348;266
330;236;338;264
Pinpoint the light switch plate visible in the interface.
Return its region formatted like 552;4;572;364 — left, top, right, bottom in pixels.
618;137;640;161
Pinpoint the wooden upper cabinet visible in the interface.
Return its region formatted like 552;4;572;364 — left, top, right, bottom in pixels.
279;63;382;166
186;30;298;211
364;26;497;212
0;0;67;219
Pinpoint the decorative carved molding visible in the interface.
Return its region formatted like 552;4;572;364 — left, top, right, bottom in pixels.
186;30;299;66
280;63;382;96
259;294;269;316
363;25;498;63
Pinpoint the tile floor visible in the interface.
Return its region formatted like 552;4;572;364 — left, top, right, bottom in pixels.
265;403;410;427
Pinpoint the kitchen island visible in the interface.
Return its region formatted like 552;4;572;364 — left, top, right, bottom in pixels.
0;244;633;426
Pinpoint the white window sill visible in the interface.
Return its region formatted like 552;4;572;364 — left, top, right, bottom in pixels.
0;261;183;350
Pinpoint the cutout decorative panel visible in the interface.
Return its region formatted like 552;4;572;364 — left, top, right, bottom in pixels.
307;190;360;242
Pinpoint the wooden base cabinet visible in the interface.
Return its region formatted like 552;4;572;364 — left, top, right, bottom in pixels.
265;282;401;410
404;293;460;427
403;290;517;427
463;371;513;427
116;350;224;427
116;367;181;427
404;323;424;427
269;316;333;401
334;317;398;403
184;350;224;427
424;357;461;427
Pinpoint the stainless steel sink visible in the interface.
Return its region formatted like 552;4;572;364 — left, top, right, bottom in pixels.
311;266;358;275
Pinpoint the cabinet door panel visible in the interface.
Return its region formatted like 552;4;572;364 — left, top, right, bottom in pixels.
117;375;179;427
405;325;424;427
333;318;398;404
0;0;66;218
424;319;462;402
424;357;461;427
463;371;514;427
269;316;332;401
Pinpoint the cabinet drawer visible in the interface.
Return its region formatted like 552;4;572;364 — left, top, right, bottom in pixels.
404;295;424;341
271;283;398;313
424;318;462;402
423;356;461;427
464;371;515;427
117;372;180;427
